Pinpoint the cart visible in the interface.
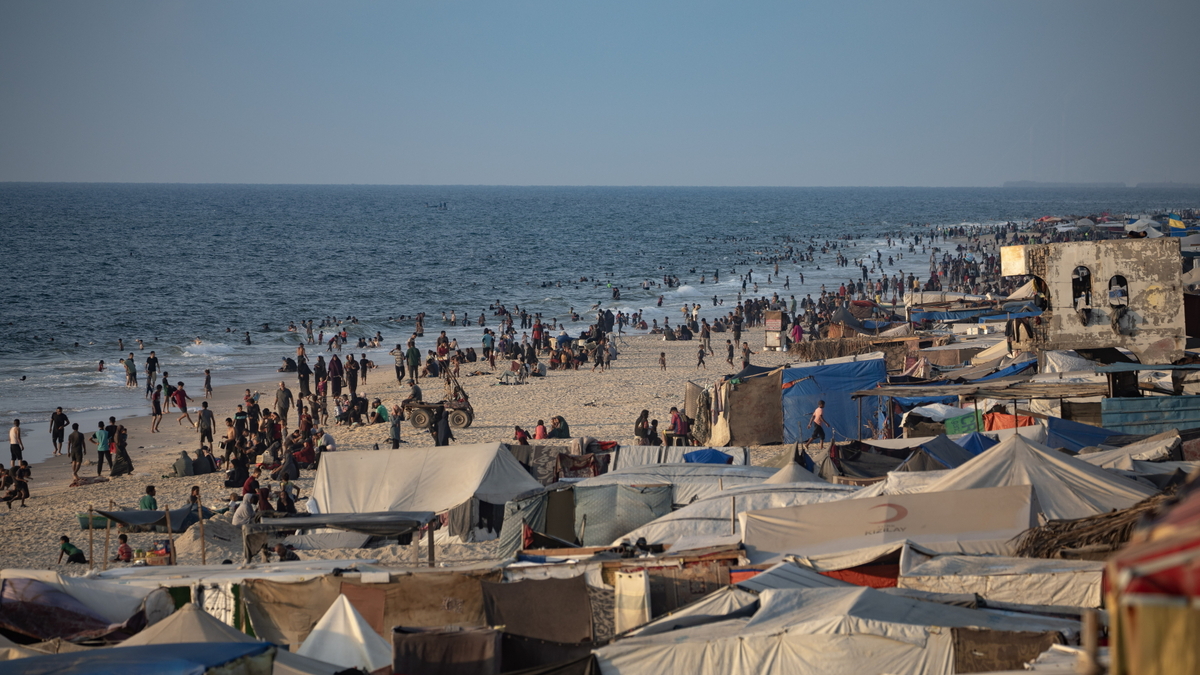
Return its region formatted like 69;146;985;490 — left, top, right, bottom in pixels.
403;371;474;430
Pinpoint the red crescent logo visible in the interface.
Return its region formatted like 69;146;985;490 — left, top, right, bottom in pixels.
868;503;908;524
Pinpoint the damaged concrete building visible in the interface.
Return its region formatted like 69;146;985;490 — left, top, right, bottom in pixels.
1000;238;1187;365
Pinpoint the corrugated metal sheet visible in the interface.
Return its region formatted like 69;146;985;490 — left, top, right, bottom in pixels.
1101;396;1200;435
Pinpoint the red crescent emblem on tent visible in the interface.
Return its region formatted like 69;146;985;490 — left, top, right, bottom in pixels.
868;504;908;524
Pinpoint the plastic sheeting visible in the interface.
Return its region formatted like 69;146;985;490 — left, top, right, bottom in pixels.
574;485;671;547
1041;350;1098;374
921;435;1155;521
741;485;1037;564
954;432;997;455
709;368;785;446
1045;417;1122;453
781;353;887;444
2;643;271;675
577;464;775;508
895;436;979;472
310;443;541;515
615;482;854;549
898;554;1103;609
297;595;392;673
611;446;749;469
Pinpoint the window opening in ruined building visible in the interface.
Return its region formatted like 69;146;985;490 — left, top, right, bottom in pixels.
1109;275;1129;307
1071;266;1092;309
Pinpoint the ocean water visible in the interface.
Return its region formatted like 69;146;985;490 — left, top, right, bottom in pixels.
2;183;1198;461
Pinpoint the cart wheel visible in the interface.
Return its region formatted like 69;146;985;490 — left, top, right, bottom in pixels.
464;411;475;428
448;409;470;429
410;409;432;429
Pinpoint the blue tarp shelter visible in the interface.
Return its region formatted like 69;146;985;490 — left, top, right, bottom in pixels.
1046;416;1123;453
782;353;888;443
6;643;271;675
895;435;979;472
683;449;734;464
972;360;1037;382
954;432;998;455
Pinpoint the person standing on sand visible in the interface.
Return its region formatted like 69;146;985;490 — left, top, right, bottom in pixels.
198;401;215;449
696;345;707;369
275;382;294;429
726;340;735;367
405;342;422;382
144;351;159;397
802;400;829;452
328;355;344;397
91;421;111;475
388;344;407;384
741;342;754;369
174;382;195;427
67;423;85;479
49;407;69;456
659;352;667;370
345;354;359;397
9;420;24;467
203;369;213;398
150;384;163;432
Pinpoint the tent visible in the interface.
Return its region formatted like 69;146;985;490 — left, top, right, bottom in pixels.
782;353;888;444
576;464;776;508
898;552;1103;610
707;367;785;446
0;573;174;642
2;643;273;675
954;432;997;455
762;461;824;484
595;586;1072;675
297;595;392;674
1044;416;1122;453
920;435;1156;521
309;443;541;541
894;435;979;472
741;484;1037;564
1077;431;1180;471
615;481;855;550
119;603;342;675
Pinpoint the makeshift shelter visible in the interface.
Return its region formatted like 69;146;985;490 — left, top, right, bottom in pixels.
96;504;215;534
309;443;541;542
1045;416;1122;452
576;464;776;508
616;482;854;550
781;353;888;444
741;484;1038;564
296;595;393;674
118;603;343;675
0;572;174;643
1076;430;1181;470
894;435;979;472
920;435;1156;521
595;586;1071;675
707;366;785;446
573;483;672;546
1;643;273;675
954;432;997;455
897;552;1103;609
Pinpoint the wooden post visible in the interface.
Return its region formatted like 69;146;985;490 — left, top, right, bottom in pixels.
88;506;95;570
1080;608;1101;675
730;496;737;535
426;524;435;568
857;397;863;440
198;496;207;565
164;507;176;566
102;500;113;571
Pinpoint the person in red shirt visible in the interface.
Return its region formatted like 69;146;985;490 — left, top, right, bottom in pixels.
242;468;262;496
174;383;195;427
512;426;530;445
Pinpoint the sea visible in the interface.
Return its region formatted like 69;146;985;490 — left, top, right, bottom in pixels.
3;183;1199;463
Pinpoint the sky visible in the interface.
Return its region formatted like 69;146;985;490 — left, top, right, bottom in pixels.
1;1;1198;187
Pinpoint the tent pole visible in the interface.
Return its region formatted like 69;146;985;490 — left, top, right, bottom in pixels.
165;507;176;565
857;397;863;440
198;495;207;566
88;506;95;570
972;398;980;431
730;496;736;535
103;500;112;571
427;524;435;568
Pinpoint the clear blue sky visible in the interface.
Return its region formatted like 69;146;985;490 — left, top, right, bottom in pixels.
1;1;1197;186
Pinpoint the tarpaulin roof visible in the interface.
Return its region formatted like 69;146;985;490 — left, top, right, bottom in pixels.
741;484;1037;564
898;553;1103;609
96;505;214;534
895;436;979;472
954;432;997;455
4;642;271;675
256;511;435;537
310;443;541;514
682;449;734;465
616;481;853;550
1045;416;1122;453
921;435;1156;520
578;463;776;508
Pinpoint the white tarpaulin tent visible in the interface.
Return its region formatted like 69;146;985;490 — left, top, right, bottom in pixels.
297;595;392;673
921;435;1155;521
577;463;776;508
596;586;1075;675
1077;431;1180;470
310;443;540;514
897;553;1103;609
848;470;949;499
762;461;825;484
0;570;175;627
119;603;342;675
741;485;1037;564
1006;279;1036;300
616;481;855;549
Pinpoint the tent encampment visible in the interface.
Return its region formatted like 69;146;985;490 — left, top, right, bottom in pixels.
782;353;888;445
920;435;1156;521
707;367;786;446
894;435;979;472
741;484;1038;564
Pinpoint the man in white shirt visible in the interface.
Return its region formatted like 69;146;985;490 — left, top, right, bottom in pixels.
9;419;23;467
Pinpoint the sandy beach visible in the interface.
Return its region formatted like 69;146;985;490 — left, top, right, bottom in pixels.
0;332;794;571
